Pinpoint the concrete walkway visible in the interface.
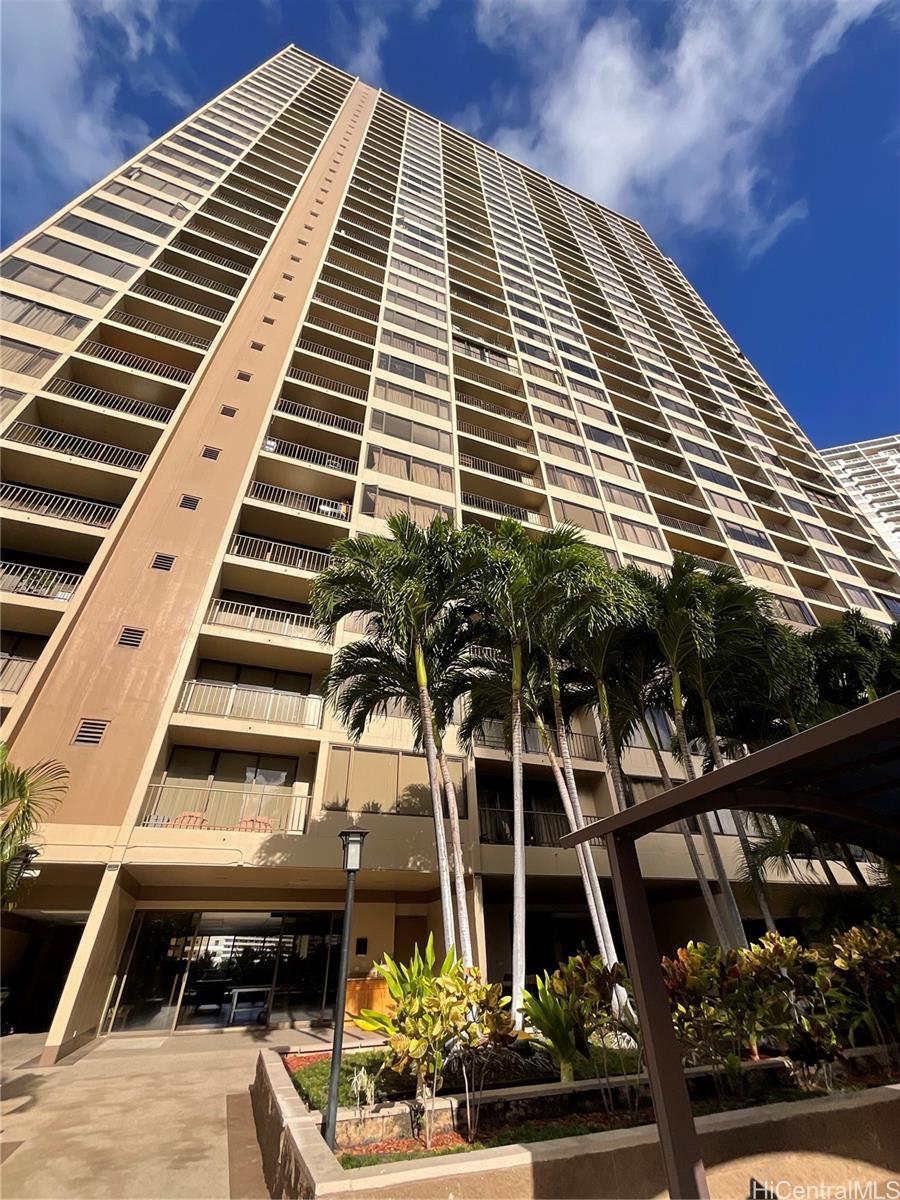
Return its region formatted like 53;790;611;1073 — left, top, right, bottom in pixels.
0;1026;381;1199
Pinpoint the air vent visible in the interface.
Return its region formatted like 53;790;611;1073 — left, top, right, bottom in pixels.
201;446;221;460
250;341;264;351
262;317;275;326
72;718;109;746
151;553;176;571
179;495;201;510
117;626;145;648
272;293;285;302
220;405;237;417
237;371;252;382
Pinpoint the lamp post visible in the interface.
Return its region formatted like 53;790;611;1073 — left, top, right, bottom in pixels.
323;828;368;1150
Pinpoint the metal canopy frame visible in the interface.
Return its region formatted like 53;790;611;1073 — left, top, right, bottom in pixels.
560;691;900;1199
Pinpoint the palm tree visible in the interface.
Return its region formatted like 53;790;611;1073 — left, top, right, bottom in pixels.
1;743;68;906
806;609;885;717
633;554;748;949
311;514;479;957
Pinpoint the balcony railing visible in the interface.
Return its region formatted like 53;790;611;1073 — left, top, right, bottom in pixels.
176;678;324;727
106;309;212;350
318;272;382;303
304;317;376;346
205;597;328;641
0;483;118;528
634;453;691;479
228;533;330;574
285;366;367;402
311;293;378;323
455;364;522;397
0;656;37;694
4;421;148;472
78;340;195;385
456;392;526;422
0;560;83;600
295;338;370;371
461;491;549;526
453;340;519;375
479;807;601;848
129;283;227;322
459;453;538;486
275;396;363;435
140;781;308;833
169;239;251;274
474;722;602;761
457;420;532;451
42;377;173;424
799;584;845;606
262;435;357;474
658;513;717;539
247;479;352;521
153;261;241;297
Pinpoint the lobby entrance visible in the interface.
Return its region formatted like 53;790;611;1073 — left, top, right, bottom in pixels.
104;909;343;1034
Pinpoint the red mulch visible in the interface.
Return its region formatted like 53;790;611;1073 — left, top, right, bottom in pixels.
283;1051;331;1074
343;1130;468;1157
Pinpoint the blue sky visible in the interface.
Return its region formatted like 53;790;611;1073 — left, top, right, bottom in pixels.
2;0;898;448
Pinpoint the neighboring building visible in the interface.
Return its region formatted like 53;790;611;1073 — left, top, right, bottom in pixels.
822;435;900;561
1;45;898;1061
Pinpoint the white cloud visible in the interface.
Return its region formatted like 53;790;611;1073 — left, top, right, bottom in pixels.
336;0;443;88
474;0;890;257
344;15;390;84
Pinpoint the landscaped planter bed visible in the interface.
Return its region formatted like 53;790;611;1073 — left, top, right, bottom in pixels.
250;1047;900;1199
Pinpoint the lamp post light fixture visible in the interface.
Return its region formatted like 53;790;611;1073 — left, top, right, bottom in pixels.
323;828;368;1150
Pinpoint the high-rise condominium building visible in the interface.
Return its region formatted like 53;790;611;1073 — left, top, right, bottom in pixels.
822;435;900;560
2;46;898;1062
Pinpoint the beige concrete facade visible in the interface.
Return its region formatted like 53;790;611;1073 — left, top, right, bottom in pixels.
1;45;896;1061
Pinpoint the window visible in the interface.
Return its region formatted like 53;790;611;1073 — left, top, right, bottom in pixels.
737;554;791;585
220;405;237;417
370;409;450;452
799;520;837;545
81;195;173;238
386;309;445;341
377;352;447;390
527;382;571;409
373;377;449;419
820;551;856;575
576;398;614;424
367;445;452;490
877;593;900;621
694;464;738;490
594;451;638;481
57;214;156;258
179;495;201;510
3;257;114;307
553;498;610;536
360;484;452;525
584;425;626;452
201;446;221;460
546;464;598;497
534;407;578;435
539;434;588;464
0;336;59;377
603;481;650;513
324;745;467;817
843;584;875;609
612;515;666;550
723;522;771;550
104;179;189;217
0;295;88;340
680;436;725;464
772;596;815;626
705;490;755;519
27;234;137;280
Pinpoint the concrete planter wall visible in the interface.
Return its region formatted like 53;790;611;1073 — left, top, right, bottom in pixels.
251;1049;900;1200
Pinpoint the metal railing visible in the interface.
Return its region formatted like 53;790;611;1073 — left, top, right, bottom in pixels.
177;678;324;727
275;396;363;435
337;223;388;250
461;491;549;526
78;340;194;385
200;201;271;235
211;187;277;223
0;656;36;693
459;453;538;486
262;435;357;474
0;561;83;600
295;338;370;371
129;283;227;322
186;221;261;255
800;584;844;606
479;807;602;848
634;453;691;479
205;597;328;640
657;513;717;538
453;340;519;375
153;261;241;297
310;292;378;322
228;533;330;574
474;722;601;760
247;479;352;521
140;781;308;833
42;376;173;424
285;367;367;401
318;272;382;302
0;483;118;528
304;317;376;346
327;247;384;280
107;308;212;349
169;240;251;274
456;392;527;422
455;364;522;397
457;420;532;451
4;421;147;472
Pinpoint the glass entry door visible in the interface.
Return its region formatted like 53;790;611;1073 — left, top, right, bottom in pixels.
176;912;284;1029
107;912;196;1033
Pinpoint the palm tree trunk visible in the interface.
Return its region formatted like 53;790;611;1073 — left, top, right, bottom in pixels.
435;738;474;966
811;841;840;890
415;641;456;956
594;677;628;812
672;672;748;949
640;714;731;948
700;694;775;937
510;641;527;1030
534;715;608;959
839;843;870;888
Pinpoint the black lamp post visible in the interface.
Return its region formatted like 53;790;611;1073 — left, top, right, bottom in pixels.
323;827;368;1150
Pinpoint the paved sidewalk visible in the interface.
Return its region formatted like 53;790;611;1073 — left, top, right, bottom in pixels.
0;1026;380;1199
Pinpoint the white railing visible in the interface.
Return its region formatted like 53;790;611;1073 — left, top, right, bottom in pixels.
177;679;324;727
247;480;352;521
0;656;36;693
106;309;212;349
129;283;227;322
275;396;363;434
43;376;173;423
4;421;147;471
205;597;329;641
459;453;538;485
262;435;357;474
78;340;194;384
0;483;118;528
460;491;549;526
0;561;83;600
140;782;309;833
228;533;331;574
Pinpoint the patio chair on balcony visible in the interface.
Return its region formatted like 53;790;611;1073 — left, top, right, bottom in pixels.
170;811;210;829
236;815;273;833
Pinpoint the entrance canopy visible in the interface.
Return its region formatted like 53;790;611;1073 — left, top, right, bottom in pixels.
562;691;900;861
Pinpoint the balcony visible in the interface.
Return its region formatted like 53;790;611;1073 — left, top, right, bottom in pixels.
246;479;352;522
457;420;533;452
456;391;529;425
204;597;327;642
139;781;308;833
41;377;173;425
169;238;252;277
455;363;522;398
461;492;549;528
0;560;83;601
480;807;589;848
0;483;118;529
295;338;371;374
459;453;540;487
151;260;242;299
0;656;37;694
799;584;845;607
129;282;229;323
262;434;357;475
228;533;330;575
303;316;376;348
77;340;195;386
474;722;602;761
4;421;147;472
106;308;213;351
284;366;367;403
175;678;324;727
657;513;720;540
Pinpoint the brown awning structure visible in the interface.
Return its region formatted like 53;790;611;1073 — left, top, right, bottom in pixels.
559;692;900;1199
